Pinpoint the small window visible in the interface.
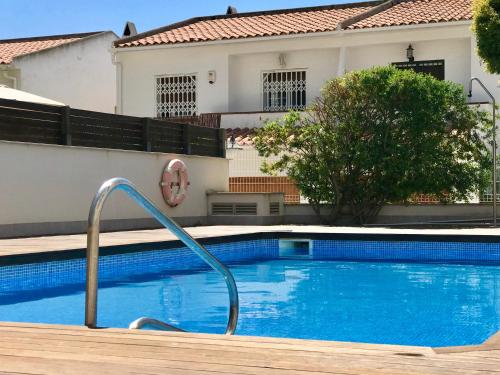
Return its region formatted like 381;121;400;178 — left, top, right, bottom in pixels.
263;70;306;112
392;60;445;80
156;74;197;118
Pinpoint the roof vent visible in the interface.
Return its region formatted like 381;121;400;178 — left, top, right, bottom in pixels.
226;6;238;15
122;21;137;38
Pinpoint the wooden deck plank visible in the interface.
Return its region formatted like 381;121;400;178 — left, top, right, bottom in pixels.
1;322;497;355
0;327;481;363
484;330;500;347
0;330;438;360
0;322;432;351
434;331;500;354
0;334;481;368
1;340;498;375
0;355;218;375
0;323;498;375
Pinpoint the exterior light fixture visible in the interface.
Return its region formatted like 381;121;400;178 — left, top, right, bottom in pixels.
208;70;216;84
406;44;415;62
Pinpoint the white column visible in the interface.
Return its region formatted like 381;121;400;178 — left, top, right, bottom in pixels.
337;46;347;77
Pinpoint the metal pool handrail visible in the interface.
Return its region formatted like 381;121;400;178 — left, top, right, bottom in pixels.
85;177;239;335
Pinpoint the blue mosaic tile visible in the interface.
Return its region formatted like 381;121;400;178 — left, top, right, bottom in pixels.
312;240;500;262
0;239;280;293
3;237;500;295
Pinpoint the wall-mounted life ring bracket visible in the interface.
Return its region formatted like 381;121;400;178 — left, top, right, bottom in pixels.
160;159;189;207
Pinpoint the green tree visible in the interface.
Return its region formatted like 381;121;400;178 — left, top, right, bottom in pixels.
473;0;500;74
254;66;492;224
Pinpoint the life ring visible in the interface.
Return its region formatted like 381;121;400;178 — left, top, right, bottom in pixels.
161;159;189;207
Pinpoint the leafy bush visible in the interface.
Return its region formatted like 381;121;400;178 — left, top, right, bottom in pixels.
473;0;500;74
255;66;492;224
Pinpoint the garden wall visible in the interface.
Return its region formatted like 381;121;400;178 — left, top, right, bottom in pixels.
284;204;493;225
0;140;228;238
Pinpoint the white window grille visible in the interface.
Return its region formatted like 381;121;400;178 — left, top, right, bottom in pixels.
262;70;306;112
156;74;197;118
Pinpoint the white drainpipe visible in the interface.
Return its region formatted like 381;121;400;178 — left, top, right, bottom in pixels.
3;70;17;89
337;46;347;77
111;51;122;114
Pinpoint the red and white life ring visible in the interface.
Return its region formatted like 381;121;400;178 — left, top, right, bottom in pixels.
161;159;189;207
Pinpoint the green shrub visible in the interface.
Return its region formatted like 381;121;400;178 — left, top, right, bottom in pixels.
473;0;500;74
255;66;492;224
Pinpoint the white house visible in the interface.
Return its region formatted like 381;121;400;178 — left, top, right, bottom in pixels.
0;31;117;113
113;0;498;119
112;0;499;202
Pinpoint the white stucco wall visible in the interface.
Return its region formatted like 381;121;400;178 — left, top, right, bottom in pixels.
220;112;287;129
227;147;286;177
118;44;230;117
347;38;471;89
115;21;499;123
228;48;338;112
0;141;228;237
469;36;500;104
13;32;117;113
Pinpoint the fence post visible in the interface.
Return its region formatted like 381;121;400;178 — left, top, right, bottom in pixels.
142;118;152;152
61;106;71;146
183;124;192;155
214;113;222;129
218;128;226;158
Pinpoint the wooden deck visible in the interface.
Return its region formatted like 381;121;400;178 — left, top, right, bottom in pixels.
0;322;498;374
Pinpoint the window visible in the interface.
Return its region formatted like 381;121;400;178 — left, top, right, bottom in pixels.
156;74;197;118
392;60;445;80
262;70;306;112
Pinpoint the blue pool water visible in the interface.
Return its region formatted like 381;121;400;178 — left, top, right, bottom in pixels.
1;250;500;347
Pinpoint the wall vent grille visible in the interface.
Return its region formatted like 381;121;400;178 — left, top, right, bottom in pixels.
234;203;257;215
211;202;258;215
211;203;234;215
269;202;280;215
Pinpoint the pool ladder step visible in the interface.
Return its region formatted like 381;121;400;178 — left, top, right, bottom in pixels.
129;317;185;332
84;177;239;335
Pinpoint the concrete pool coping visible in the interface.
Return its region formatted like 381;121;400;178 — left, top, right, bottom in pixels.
2;224;500;257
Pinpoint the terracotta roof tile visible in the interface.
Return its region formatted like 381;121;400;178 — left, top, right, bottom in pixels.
0;32;102;64
116;2;376;48
116;0;472;48
226;128;258;147
348;0;471;29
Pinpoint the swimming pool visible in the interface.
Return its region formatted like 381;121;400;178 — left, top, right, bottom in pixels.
1;234;499;347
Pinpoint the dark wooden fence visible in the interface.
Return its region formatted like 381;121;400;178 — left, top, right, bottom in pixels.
158;113;221;128
0;98;226;158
